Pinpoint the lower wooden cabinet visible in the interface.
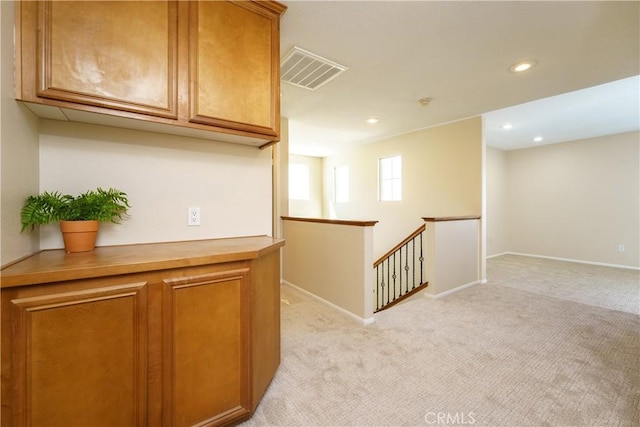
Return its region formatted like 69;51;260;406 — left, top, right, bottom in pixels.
8;282;149;427
1;237;283;427
163;269;250;426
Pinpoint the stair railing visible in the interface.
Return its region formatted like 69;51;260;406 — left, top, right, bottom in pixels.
373;224;428;312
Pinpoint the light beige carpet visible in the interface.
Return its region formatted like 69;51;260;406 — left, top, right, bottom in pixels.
487;254;640;315
242;256;640;427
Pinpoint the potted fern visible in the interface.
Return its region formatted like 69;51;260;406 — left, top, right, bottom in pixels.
21;188;130;253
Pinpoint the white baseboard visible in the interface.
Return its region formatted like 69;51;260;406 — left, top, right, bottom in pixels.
501;252;640;271
486;252;510;259
281;280;375;326
423;280;483;299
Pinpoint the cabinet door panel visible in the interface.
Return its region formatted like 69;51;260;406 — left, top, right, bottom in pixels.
163;269;250;427
9;282;148;427
189;1;279;137
37;1;177;118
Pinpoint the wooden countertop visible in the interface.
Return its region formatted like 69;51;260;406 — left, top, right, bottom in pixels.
1;235;285;288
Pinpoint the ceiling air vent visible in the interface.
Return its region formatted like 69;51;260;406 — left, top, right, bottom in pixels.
281;47;347;91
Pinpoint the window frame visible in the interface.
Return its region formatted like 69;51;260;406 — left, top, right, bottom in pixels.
378;155;402;201
333;165;349;203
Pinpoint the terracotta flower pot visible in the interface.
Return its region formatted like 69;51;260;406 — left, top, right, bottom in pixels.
59;220;99;253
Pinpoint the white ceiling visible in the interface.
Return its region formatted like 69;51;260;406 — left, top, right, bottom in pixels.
485;75;640;150
279;1;640;157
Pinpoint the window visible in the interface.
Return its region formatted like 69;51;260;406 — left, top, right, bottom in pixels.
379;155;402;201
288;163;310;200
334;165;349;203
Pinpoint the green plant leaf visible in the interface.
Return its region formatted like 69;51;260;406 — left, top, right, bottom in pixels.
20;188;130;232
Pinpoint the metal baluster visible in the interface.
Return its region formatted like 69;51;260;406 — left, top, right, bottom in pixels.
398;247;403;297
419;232;424;285
392;252;397;301
404;243;409;294
380;263;385;308
412;238;416;290
386;258;390;305
375;265;380;311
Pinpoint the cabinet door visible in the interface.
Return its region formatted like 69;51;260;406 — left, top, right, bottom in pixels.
8;282;148;427
163;268;251;427
36;1;178;119
189;1;282;138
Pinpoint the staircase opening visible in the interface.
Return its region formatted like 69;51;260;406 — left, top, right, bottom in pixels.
374;224;428;312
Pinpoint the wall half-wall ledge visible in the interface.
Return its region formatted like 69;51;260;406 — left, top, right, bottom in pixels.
281;216;379;227
423;215;481;222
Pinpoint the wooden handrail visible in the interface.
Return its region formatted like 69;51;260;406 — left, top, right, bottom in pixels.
373;224;426;267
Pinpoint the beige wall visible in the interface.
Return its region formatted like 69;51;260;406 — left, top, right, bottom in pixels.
425;219;481;296
497;131;639;268
322;117;483;258
507;132;640;267
288;154;322;218
1;0;40;266
282;219;374;322
486;146;508;256
37;120;273;250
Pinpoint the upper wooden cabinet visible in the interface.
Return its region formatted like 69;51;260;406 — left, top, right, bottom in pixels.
35;1;178;119
189;1;279;138
15;0;287;148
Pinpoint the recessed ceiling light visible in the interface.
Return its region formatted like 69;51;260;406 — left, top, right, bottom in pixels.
366;117;379;124
510;60;537;73
501;123;513;130
417;97;432;107
533;136;543;142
